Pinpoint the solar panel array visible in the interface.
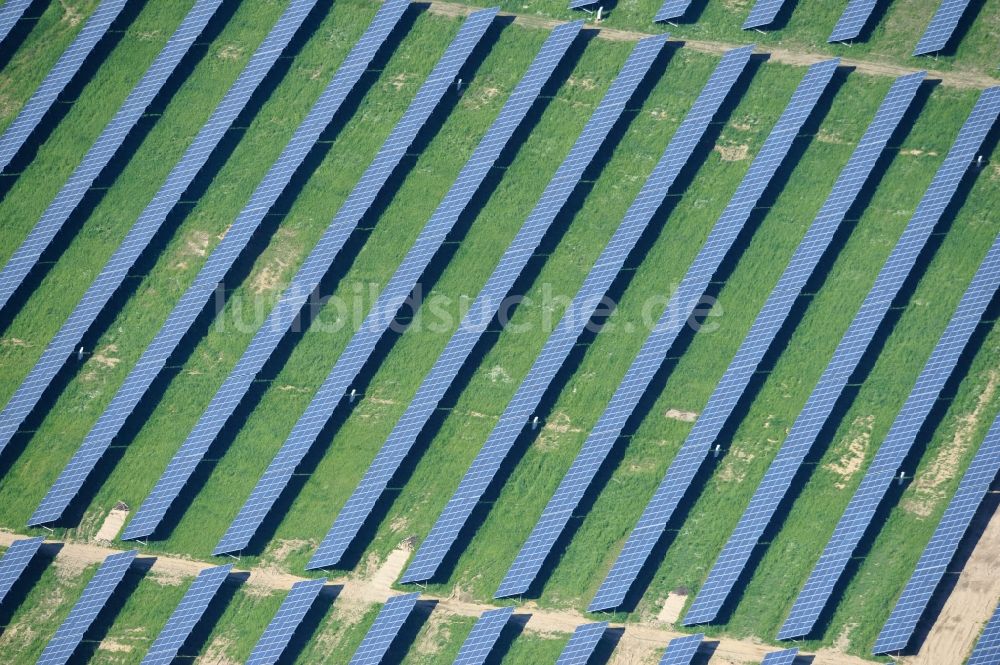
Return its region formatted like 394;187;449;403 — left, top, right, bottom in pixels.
349;592;420;665
2;0;320;494
1;0;132;174
913;0;973;55
743;0;790;29
556;622;608;665
828;0;879;42
215;19;583;557
307;33;668;570
659;633;703;665
655;0;694;22
0;0;225;315
141;564;232;665
760;648;799;664
23;0;411;529
37;549;137;665
967;603;1000;665
403;45;755;586
779;230;1000;640
873;411;1000;654
122;7;499;542
0;536;43;607
453;606;515;665
591;69;924;614
0;0;33;48
247;578;327;665
683;84;1000;627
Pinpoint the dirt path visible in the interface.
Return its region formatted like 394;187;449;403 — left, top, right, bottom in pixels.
426;0;1000;91
1;531;879;664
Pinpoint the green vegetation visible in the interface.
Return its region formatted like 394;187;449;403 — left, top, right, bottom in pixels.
0;0;998;662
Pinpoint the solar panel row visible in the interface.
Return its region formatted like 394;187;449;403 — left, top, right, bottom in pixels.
779;229;1000;640
743;0;790;29
967;603;1000;665
215;18;583;557
121;6;499;542
37;549;137;665
914;0;974;55
247;578;328;665
873;410;1000;654
659;633;703;665
655;0;694;22
403;44;754;586
349;592;420;665
761;648;799;664
556;622;608;665
0;536;43;607
3;0;321;509
503;58;844;605
0;0;225;315
453;606;515;665
828;0;879;42
0;0;33;48
141;564;232;665
568;0;598;10
683;84;1000;627
591;69;924;614
0;0;131;173
22;0;411;530
307;33;669;571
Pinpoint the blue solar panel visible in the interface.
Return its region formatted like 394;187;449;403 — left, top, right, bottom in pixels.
307;34;669;571
568;0;598;9
0;0;130;174
141;564;232;665
592;69;925;614
454;607;515;665
760;648;798;664
402;45;754;586
247;578;328;665
20;0;410;528
828;0;879;42
743;0;791;29
1;0;320;501
0;0;33;47
556;622;608;665
0;0;225;315
215;19;583;557
0;536;43;607
659;633;703;665
349;592;420;665
121;7;499;542
873;411;1000;654
967;603;1000;665
37;549;137;665
914;0;974;55
779;230;1000;640
684;85;1000;627
656;0;697;22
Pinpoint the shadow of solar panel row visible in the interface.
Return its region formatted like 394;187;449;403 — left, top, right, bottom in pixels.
914;0;973;55
873;410;1000;654
592;69;924;614
247;578;327;665
556;622;608;665
780;229;1000;640
0;0;130;173
0;0;225;315
0;0;33;47
453;606;515;665
828;0;878;42
760;648;798;664
37;549;137;665
214;19;583;556
743;0;791;29
349;592;420;665
23;0;411;531
659;633;702;665
0;536;43;607
967;603;1000;665
403;44;753;586
306;33;669;571
683;84;1000;627
141;564;232;665
2;0;321;501
121;6;499;543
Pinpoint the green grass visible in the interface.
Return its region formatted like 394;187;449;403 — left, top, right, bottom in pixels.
0;0;999;663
